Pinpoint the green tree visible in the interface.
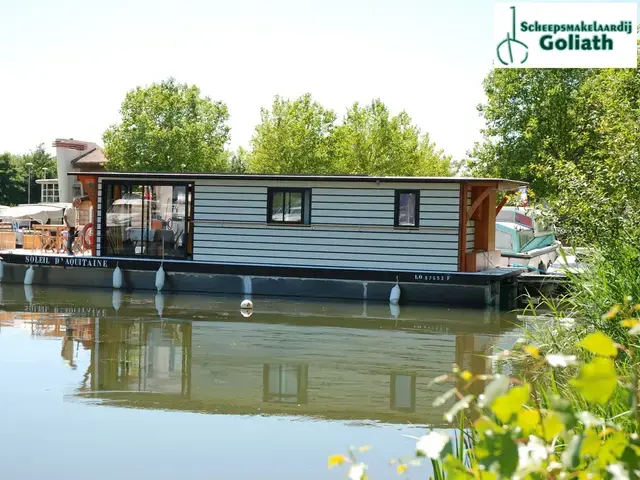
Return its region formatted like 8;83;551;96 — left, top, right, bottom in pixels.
103;77;231;172
227;147;248;173
0;153;22;206
469;61;640;246
7;144;58;204
332;100;453;176
470;69;592;200
246;94;337;174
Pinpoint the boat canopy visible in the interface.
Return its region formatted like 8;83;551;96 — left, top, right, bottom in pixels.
0;204;68;224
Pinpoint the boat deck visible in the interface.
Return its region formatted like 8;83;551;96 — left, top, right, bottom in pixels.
0;248;93;257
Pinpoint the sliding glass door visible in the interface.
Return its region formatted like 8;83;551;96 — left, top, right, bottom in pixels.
102;181;192;259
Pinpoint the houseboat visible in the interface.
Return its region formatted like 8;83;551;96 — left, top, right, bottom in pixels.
0;169;528;308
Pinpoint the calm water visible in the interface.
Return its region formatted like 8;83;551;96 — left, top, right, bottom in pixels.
0;285;521;479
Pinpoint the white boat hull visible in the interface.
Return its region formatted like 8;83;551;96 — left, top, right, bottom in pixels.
499;242;561;270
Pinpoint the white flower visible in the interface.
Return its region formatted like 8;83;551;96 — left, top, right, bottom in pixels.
348;463;367;480
546;354;578;367
577;411;605;428
547;461;563;473
607;463;630;480
518;435;549;471
416;431;450;459
558;317;576;327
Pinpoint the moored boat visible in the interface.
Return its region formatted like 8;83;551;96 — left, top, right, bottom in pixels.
495;206;561;270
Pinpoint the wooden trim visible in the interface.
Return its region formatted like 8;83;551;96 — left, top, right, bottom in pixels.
193;220;458;232
458;183;469;272
468;187;493;221
495;196;509;216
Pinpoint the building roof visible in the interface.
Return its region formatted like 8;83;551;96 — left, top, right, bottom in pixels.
69;171;527;191
70;148;108;167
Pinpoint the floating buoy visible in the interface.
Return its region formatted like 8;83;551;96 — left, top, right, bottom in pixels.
24;284;34;304
155;238;166;292
0;259;4;282
155;292;164;317
241;299;253;309
389;276;400;305
112;289;122;312
240;308;253;318
24;266;34;285
155;265;165;292
113;263;122;289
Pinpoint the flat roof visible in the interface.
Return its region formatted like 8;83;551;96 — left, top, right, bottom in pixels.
69;171;527;190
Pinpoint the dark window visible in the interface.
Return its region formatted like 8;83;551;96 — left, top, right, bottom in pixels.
267;188;310;224
394;190;420;227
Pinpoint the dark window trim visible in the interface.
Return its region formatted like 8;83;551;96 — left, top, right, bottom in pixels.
394;190;420;228
100;179;193;260
266;187;310;225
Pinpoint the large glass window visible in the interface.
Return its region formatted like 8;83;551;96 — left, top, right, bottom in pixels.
103;182;192;259
395;190;420;227
267;188;310;224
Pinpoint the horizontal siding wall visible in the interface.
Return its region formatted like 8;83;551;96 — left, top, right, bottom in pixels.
193;180;461;272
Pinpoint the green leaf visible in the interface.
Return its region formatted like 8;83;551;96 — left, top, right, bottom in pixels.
562;435;584;469
517;409;541;435
571;357;618;404
578;332;618;357
542;412;564;442
549;395;577;430
498;434;519;477
600;430;628;464
491;384;531;423
580;428;601;458
478;376;510;409
474;416;505;436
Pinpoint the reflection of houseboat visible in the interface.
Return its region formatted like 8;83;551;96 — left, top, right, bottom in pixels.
1;171;529;307
76;317;504;426
495;207;561;270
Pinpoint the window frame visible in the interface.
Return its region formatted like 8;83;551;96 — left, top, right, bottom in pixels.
266;187;310;225
101;179;193;260
394;190;420;228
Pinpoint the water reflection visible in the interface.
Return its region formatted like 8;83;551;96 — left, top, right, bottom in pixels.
0;286;524;480
0;287;520;426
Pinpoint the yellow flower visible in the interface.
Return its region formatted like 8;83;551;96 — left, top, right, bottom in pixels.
328;454;347;468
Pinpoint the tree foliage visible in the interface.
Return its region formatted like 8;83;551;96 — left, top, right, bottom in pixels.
333;100;453;176
470;56;640;246
246;94;337;174
103;78;231;172
246;94;454;176
0;153;22;206
0;144;57;205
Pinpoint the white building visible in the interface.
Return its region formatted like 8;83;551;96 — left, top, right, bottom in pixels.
36;138;107;204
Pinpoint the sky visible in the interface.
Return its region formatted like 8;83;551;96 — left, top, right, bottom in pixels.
0;0;628;162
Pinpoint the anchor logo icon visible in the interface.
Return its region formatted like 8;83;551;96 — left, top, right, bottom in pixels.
496;6;529;66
